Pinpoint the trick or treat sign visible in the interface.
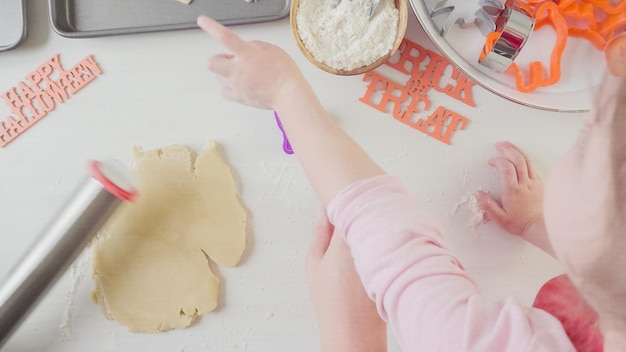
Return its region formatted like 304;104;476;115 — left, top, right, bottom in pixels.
359;38;478;145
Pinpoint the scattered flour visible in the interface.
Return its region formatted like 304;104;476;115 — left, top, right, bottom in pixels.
296;0;399;70
460;169;471;187
452;189;487;231
59;251;90;340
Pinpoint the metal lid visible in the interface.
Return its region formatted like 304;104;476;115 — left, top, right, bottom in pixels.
0;0;27;52
89;160;138;202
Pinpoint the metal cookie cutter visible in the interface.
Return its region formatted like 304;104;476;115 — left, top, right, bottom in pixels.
430;0;504;37
478;0;535;72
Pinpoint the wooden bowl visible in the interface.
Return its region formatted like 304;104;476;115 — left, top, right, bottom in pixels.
290;0;408;76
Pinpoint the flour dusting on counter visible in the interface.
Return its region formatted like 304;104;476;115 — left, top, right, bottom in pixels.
59;251;90;340
452;190;487;231
296;0;399;70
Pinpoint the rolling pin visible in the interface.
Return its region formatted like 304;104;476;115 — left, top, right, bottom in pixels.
0;160;137;349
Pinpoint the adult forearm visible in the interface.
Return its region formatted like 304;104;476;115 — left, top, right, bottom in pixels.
273;79;385;206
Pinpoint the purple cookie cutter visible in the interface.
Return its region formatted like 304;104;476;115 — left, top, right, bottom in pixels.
274;111;293;155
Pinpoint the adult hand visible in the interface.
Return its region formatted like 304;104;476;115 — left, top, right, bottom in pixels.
306;211;387;352
475;141;554;257
197;16;305;109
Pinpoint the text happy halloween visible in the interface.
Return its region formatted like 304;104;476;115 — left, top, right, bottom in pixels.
0;54;101;147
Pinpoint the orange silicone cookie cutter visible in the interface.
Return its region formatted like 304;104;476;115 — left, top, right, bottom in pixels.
495;2;569;92
482;0;623;92
557;0;626;49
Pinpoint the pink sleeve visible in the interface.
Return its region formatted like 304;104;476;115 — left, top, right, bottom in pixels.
327;175;576;352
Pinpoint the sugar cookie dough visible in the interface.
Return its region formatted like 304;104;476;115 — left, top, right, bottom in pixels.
91;142;247;333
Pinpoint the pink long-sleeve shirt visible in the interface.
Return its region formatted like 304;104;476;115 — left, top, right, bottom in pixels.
327;175;577;352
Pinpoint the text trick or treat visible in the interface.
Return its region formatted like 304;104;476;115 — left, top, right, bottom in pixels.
360;39;478;145
0;54;102;148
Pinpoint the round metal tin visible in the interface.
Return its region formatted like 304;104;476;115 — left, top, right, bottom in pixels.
409;0;607;112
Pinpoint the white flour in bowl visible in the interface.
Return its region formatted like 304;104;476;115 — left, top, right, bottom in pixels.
296;0;399;71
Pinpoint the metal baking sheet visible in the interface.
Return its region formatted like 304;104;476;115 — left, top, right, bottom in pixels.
49;0;290;38
0;0;27;52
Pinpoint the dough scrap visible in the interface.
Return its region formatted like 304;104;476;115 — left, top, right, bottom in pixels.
91;142;247;333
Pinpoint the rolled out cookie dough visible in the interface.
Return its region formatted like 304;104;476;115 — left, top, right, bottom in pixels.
91;142;247;333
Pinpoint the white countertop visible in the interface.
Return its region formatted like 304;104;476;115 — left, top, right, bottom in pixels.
0;1;586;351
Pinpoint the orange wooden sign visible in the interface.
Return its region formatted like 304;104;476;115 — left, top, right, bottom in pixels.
359;39;476;145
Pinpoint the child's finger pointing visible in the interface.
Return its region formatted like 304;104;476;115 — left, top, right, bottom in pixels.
197;15;247;54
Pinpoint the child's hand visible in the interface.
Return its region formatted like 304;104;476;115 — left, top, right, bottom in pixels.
475;142;554;256
306;212;387;352
197;16;305;110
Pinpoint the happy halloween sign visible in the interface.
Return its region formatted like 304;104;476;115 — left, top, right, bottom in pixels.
0;54;101;147
360;39;477;145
